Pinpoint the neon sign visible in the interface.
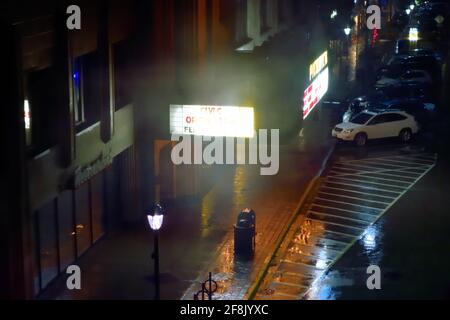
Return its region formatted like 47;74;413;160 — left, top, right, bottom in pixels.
303;67;329;120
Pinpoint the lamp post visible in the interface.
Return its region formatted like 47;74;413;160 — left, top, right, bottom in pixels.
341;27;351;81
147;204;164;300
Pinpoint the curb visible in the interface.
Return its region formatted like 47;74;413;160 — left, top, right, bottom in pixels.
246;141;336;300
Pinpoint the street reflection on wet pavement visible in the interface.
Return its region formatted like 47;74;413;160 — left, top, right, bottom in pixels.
256;144;437;300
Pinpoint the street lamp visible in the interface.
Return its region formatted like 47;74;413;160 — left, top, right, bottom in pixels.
147;204;164;300
344;27;351;36
330;10;337;20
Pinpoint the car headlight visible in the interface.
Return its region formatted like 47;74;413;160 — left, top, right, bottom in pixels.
343;129;354;134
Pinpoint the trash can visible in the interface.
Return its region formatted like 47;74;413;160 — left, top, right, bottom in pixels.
234;209;256;255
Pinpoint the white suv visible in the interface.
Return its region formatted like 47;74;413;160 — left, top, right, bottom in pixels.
332;110;419;147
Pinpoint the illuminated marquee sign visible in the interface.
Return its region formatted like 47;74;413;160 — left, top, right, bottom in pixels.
170;105;254;138
303;67;329;120
309;51;328;81
303;50;329;120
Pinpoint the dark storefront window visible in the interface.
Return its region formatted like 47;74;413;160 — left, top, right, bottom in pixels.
73;51;102;132
57;191;76;270
278;0;287;24
75;183;91;256
27;67;57;154
206;0;213;58
113;41;133;110
32;215;40;295
32;172;106;295
91;174;105;243
260;0;269;33
235;0;248;45
37;200;58;289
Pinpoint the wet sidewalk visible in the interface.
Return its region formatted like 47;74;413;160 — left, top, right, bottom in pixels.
180;136;336;300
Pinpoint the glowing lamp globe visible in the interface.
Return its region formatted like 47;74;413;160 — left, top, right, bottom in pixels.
148;204;164;231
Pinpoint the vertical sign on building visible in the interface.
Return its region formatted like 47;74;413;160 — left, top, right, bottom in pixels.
303;51;329;120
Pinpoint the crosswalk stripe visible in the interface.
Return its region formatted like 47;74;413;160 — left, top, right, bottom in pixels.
306;218;366;231
281;259;318;269
323;181;402;195
291;239;346;254
272;281;309;289
320;186;397;199
357;171;418;181
330;170;416;184
333;153;435;165
392;155;436;164
315;197;384;211
316;228;358;239
328;176;408;189
333;162;406;171
286;250;335;264
364;158;433;167
352;158;432;168
269;292;300;299
311;203;380;217
334;161;429;173
318;191;391;205
309;210;372;225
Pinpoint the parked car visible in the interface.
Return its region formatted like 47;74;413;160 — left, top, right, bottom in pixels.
410;48;444;62
368;100;437;129
342;84;433;122
332;110;419;147
387;54;441;81
376;69;432;88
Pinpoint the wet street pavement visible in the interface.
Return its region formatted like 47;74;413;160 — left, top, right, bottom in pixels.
255;142;437;300
304;141;450;299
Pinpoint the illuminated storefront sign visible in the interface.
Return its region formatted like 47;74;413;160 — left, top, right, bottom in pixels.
303;50;329;120
309;51;328;81
170;105;254;138
303;67;329;120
